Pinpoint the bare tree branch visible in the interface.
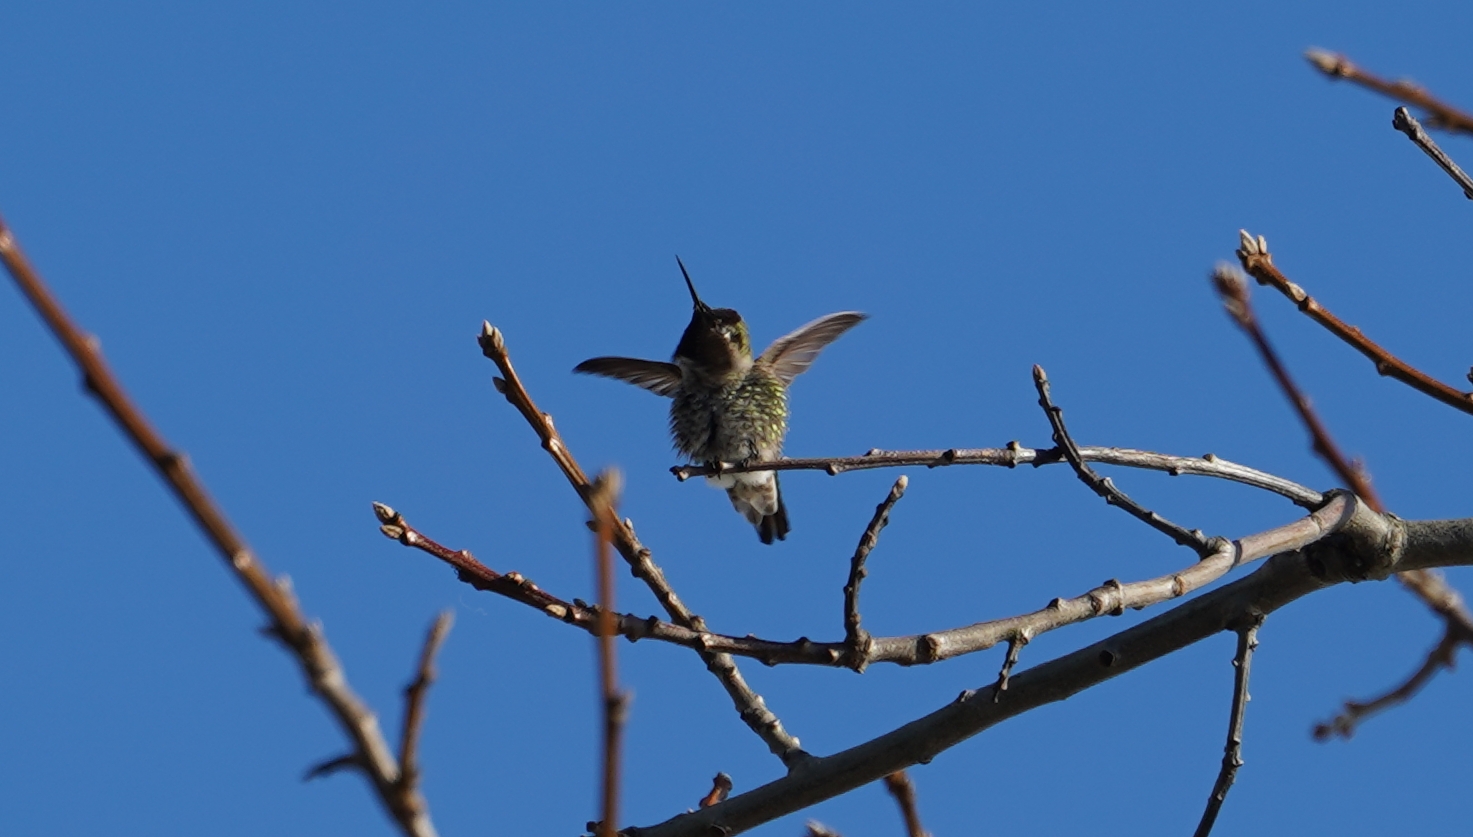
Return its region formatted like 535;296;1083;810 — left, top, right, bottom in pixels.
674;445;1322;507
1305;48;1473;134
398;612;454;805
1033;364;1218;556
1233;230;1473;416
0;214;441;837
1193;615;1262;837
375;493;1354;669
993;636;1026;702
477;322;810;768
1214;258;1473;735
632;493;1473;837
842;476;909;672
882;771;930;837
590;471;628;837
1314;622;1462;740
1212;264;1386;505
1392;106;1473;199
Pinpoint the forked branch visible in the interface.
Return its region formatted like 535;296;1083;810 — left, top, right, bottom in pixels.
0;215;440;837
1033;364;1218;556
842;476;909;672
376;491;1353;669
477;322;809;767
1214;259;1473;736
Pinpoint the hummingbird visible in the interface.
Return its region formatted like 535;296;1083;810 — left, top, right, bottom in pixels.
574;258;865;544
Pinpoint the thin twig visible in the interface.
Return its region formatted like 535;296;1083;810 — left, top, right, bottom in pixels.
1193;615;1262;837
0;214;439;837
674;445;1322;507
1033;365;1217;556
842;476;909;672
1234;230;1473;416
992;635;1026;703
882;771;929;837
477;322;809;767
1313;624;1459;740
1212;265;1385;506
1305;49;1473;134
375;495;1352;669
591;471;628;837
399;612;454;798
1393;107;1473;199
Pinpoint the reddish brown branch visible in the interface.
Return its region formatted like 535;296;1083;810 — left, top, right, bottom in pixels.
882;772;929;837
477;322;808;767
1214;261;1473;733
1314;622;1462;740
1305;49;1473;134
0;214;439;837
1212;264;1382;506
591;472;628;837
1234;231;1473;417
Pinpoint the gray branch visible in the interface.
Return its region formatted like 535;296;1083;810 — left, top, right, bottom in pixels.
630;500;1473;837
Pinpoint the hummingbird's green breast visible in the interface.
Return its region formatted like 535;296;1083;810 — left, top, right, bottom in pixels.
669;367;788;465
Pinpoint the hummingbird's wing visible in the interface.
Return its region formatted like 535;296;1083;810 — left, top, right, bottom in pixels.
573;357;683;397
758;312;867;386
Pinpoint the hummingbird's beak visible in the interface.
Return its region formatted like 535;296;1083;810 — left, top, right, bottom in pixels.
676;255;712;315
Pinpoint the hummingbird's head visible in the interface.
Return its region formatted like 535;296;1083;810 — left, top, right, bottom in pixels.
672;256;752;379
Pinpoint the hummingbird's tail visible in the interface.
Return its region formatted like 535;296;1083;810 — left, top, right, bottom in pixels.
721;470;790;544
757;483;790;545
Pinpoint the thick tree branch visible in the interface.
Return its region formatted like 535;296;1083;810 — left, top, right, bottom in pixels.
1033;364;1217;556
0;214;440;837
632;495;1443;837
1193;615;1262;837
477;322;809;767
1233;231;1473;416
1215;258;1473;732
1392;106;1473;199
675;445;1322;507
1305;48;1473;134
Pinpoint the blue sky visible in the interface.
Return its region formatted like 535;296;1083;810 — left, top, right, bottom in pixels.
5;4;1473;836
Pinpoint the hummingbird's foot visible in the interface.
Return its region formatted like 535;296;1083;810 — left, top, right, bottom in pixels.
703;460;739;490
